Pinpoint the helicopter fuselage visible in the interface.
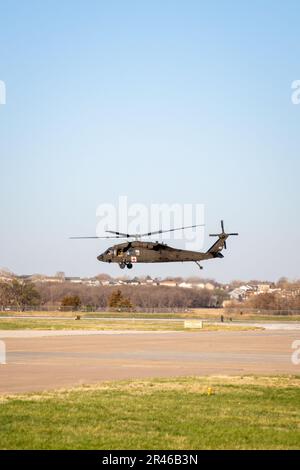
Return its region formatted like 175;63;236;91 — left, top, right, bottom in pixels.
97;240;214;268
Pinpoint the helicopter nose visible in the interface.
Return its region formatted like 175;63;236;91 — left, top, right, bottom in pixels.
97;254;103;261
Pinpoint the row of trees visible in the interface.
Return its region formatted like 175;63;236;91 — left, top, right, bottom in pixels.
37;282;226;310
0;280;41;310
2;279;300;312
245;292;300;311
227;292;300;313
59;291;133;311
0;280;227;311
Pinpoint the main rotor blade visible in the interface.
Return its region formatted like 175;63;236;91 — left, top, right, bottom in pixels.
105;230;131;238
69;236;125;239
221;220;224;232
138;224;205;238
71;224;205;240
224;240;227;249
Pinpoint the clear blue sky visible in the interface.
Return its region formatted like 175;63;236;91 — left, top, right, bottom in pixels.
0;0;299;282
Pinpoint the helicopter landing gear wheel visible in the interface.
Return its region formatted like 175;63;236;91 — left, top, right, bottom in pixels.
195;261;203;270
127;263;133;269
119;262;126;269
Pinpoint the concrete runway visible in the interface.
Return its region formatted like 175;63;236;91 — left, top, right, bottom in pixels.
0;329;299;394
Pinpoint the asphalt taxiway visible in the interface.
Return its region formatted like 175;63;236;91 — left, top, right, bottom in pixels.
0;329;299;393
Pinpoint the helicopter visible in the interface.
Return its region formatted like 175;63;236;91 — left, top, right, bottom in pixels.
70;220;238;270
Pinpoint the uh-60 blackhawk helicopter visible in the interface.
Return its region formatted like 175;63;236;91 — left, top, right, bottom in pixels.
71;220;238;270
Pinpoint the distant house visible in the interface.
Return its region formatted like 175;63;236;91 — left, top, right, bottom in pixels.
178;282;192;289
205;282;215;291
0;275;13;283
123;277;141;286
17;274;33;281
65;277;82;284
81;278;100;287
108;280;120;286
159;280;178;288
229;285;254;301
257;284;271;293
43;276;64;283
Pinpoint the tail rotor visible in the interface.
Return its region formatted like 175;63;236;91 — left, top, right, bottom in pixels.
209;220;238;251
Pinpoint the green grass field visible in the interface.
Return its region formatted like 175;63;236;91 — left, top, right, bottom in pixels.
0;318;260;331
0;376;299;449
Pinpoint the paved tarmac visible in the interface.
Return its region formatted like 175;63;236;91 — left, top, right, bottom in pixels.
1;329;299;394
